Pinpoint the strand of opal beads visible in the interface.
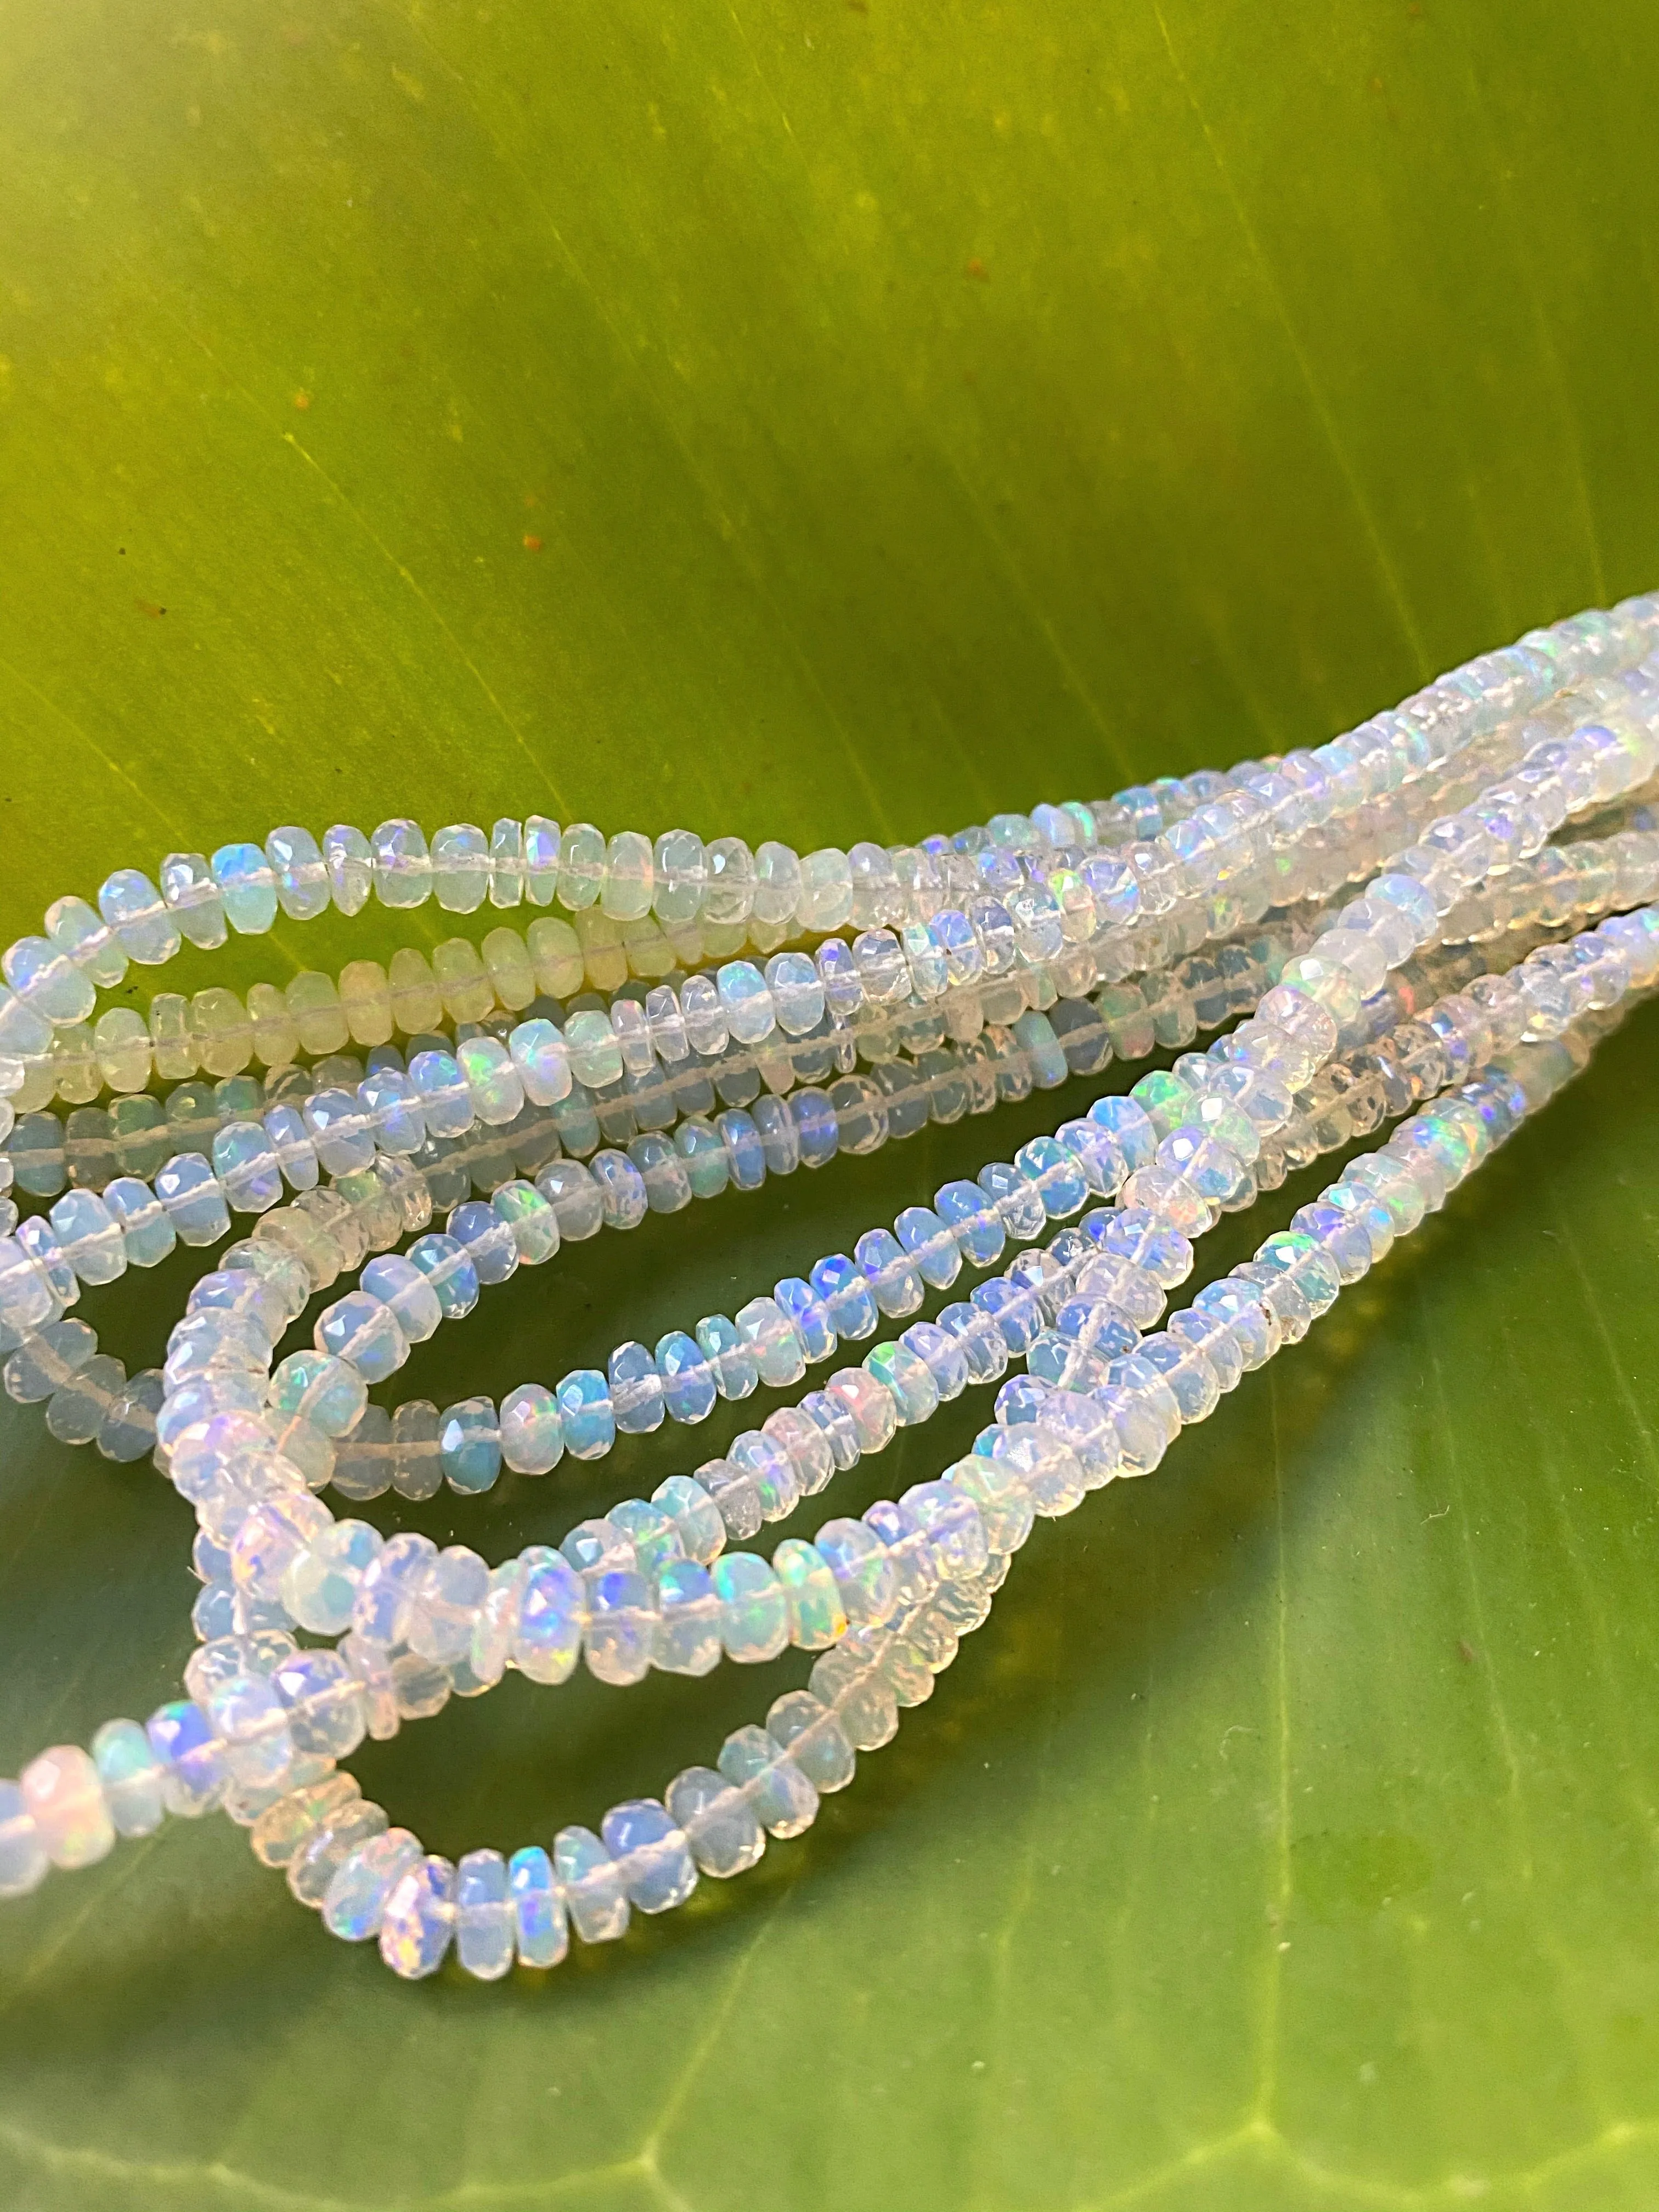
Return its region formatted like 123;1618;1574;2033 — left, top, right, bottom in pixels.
1;840;1644;1507
3;594;1654;1133
0;596;1656;1980
3;908;1651;1977
3;802;1653;1494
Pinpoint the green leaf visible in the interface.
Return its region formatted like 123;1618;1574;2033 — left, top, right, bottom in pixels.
2;2;1657;2207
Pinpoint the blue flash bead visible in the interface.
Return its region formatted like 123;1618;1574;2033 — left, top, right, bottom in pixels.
439;1398;503;1493
935;1178;1006;1269
555;1369;616;1459
407;1233;480;1320
509;1846;569;1968
809;1252;879;1342
656;1330;718;1423
791;1088;840;1167
774;1278;837;1363
455;1849;515;1980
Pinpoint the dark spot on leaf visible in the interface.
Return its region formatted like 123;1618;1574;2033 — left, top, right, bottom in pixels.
522;535;543;552
1458;1638;1478;1663
294;390;312;410
136;600;166;616
966;258;988;281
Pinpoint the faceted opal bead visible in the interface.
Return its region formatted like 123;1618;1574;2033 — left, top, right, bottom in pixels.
379;1855;456;1978
509;1846;569;1967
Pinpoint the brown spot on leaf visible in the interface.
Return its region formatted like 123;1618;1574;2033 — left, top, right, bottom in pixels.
522;535;543;552
294;390;312;410
1458;1639;1477;1664
966;257;988;281
136;599;166;617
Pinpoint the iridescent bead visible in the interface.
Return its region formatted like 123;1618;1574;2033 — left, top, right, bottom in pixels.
590;1148;648;1229
553;1826;629;1943
48;1189;126;1284
312;1289;405;1384
269;1349;368;1436
146;1701;228;1816
4;935;97;1026
768;1689;857;1792
281;1521;385;1637
499;1382;563;1474
439;1399;503;1493
825;1365;898;1453
153;1153;230;1245
603;1799;697;1913
272;1649;368;1759
12;1112;67;1197
0;1782;47;1898
811;1516;896;1625
791;1087;839;1167
670;1111;726;1200
407;1232;480;1320
862;1340;936;1426
509;1845;569;1967
809;1251;879;1340
322;1829;423;1940
650;1559;720;1674
449;1199;518;1285
380;1855;456;1979
91;1718;167;1837
652;1475;727;1565
554;1368;614;1458
579;1569;653;1684
652;1329;714;1423
666;1766;766;1877
718;1724;819;1836
771;1539;847;1646
712;1553;788;1661
976;1160;1046;1241
696;1312;758;1397
20;1745;114;1870
947;1451;1036;1555
453;1037;520;1128
407;1049;473;1138
986;1424;1086;1516
99;868;181;963
733;1296;805;1388
200;844;274;937
452;1848;514;1979
630;1131;692;1211
508;1017;572;1105
765;951;823;1034
716;1107;767;1190
512;1549;585;1683
493;1181;559;1265
45;894;126;990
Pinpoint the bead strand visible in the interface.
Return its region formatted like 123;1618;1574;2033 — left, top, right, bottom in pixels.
4;940;1637;1971
6;599;1653;1114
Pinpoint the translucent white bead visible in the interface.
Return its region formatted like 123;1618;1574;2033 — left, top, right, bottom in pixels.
211;844;279;935
100;869;181;964
371;820;432;909
4;935;97;1026
0;1781;48;1897
323;826;374;915
428;823;489;913
91;1718;167;1837
601;830;655;921
21;1745;115;1869
798;848;854;932
752;841;802;926
45;895;127;990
